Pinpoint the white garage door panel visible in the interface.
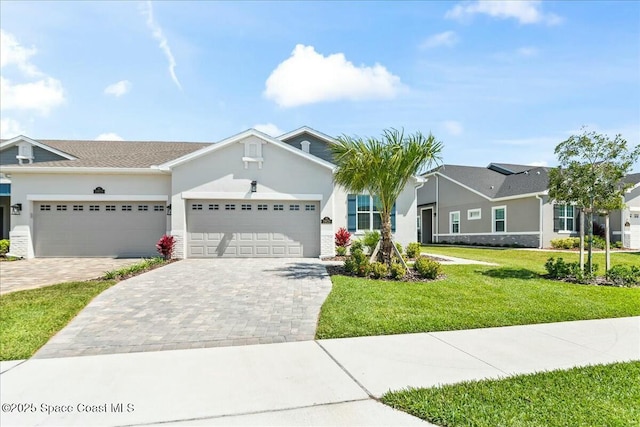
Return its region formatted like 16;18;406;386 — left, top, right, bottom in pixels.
34;202;167;257
630;213;640;249
187;200;320;258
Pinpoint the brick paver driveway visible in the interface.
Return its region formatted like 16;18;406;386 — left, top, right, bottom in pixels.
35;259;333;358
0;258;144;295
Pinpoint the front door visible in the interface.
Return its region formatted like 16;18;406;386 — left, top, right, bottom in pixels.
421;208;433;244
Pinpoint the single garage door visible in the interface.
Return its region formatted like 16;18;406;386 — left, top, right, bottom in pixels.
34;201;167;257
187;200;320;258
630;212;640;249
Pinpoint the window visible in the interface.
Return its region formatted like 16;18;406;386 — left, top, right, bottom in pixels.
192;204;203;211
73;205;83;211
153;205;164;212
106;205;116;211
89;205;100;211
554;204;575;232
468;208;481;220
225;204;236;210
56;205;67;211
257;204;268;211
450;211;460;234
274;204;284;211
289;204;300;211
241;204;251;211
208;204;219;211
40;205;51;211
305;204;316;211
122;205;132;211
492;206;506;233
138;205;148;211
347;194;395;232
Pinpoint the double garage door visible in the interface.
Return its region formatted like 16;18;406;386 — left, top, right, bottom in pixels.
34;201;167;257
187;199;320;258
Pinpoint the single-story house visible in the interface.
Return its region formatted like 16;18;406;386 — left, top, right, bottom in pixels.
0;127;422;259
417;163;640;249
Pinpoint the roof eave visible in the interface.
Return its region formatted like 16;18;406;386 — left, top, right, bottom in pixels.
0;165;168;175
0;135;77;160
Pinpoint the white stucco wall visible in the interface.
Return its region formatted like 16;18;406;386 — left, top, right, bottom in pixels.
6;171;170;258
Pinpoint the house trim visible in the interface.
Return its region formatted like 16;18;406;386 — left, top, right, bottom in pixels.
278;126;338;144
492;205;507;233
27;194;169;202
181;191;323;201
0;166;166;175
0;135;77;161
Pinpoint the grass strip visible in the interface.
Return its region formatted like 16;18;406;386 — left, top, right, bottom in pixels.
382;362;640;427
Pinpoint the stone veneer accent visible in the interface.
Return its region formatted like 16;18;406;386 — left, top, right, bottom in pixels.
8;230;29;258
320;224;335;258
437;234;540;248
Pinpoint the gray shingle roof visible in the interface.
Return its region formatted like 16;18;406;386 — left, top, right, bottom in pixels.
4;139;211;168
431;164;550;199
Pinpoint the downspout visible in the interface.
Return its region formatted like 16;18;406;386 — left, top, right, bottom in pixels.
435;174;439;243
535;194;544;248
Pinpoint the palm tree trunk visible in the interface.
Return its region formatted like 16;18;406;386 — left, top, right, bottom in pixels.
380;211;393;266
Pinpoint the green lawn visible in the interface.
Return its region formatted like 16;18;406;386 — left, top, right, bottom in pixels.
0;280;116;360
316;247;640;339
382;361;640;427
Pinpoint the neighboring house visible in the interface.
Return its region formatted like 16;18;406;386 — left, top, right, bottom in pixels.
417;163;640;249
0;127;422;259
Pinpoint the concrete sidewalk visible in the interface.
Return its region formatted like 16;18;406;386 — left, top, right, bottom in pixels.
1;317;638;426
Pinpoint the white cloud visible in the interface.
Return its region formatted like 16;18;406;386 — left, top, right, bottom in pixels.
0;118;26;139
253;123;284;137
0;30;65;115
264;44;403;108
104;80;132;97
0;30;40;76
95;132;124;141
420;31;459;49
446;1;562;25
442;120;464;136
140;1;182;90
0;76;65;115
527;161;548;167
517;46;539;57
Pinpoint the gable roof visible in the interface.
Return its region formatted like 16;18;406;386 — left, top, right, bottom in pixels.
0;135;77;161
160;128;336;171
425;163;550;200
278;126;338;145
0;138;210;168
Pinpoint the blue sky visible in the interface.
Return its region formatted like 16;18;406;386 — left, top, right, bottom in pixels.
1;1;639;169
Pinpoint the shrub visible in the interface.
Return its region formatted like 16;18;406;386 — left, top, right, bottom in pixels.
613;241;623;249
607;265;640;287
335;227;351;248
550;237;580;250
156;234;176;260
369;262;388;279
405;242;421;258
363;230;381;254
0;239;9;255
413;256;442;279
390;262;406;280
350;239;364;253
585;236;606;250
593;222;606;238
344;248;370;277
335;246;347;256
545;257;598;282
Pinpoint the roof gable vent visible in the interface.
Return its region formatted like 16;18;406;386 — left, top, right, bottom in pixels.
17;142;34;164
301;140;311;153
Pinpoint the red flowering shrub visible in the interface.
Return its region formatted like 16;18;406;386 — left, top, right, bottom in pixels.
156;234;176;260
335;227;351;247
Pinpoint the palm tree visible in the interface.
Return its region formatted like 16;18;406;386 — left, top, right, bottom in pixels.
331;128;443;266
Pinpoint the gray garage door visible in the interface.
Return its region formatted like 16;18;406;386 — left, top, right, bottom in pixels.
187;200;320;258
34;201;167;257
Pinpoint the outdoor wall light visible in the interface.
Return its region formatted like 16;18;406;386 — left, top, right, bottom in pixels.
166;204;172;216
251;180;257;193
10;203;22;215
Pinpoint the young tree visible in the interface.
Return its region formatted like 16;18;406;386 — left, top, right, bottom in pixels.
331;128;443;266
548;128;639;273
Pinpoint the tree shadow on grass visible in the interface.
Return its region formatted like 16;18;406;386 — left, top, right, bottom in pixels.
481;267;541;280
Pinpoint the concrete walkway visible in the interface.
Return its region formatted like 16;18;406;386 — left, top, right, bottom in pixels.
420;252;498;265
1;317;637;426
0;258;144;295
35;259;332;358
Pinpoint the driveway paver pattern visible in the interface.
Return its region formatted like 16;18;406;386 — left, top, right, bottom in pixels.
34;258;333;358
0;258;144;295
